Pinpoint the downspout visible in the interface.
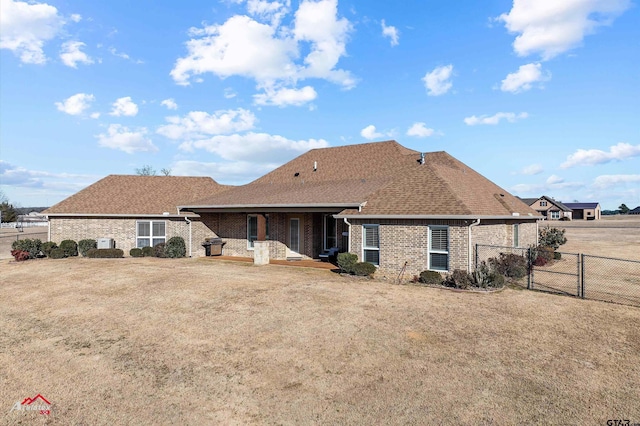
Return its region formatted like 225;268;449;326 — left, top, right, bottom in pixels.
343;217;352;253
468;218;481;272
185;217;192;258
46;216;51;243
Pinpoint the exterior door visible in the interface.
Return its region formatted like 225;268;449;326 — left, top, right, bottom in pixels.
288;217;301;257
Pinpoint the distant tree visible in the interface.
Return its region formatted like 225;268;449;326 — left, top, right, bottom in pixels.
618;204;630;214
160;168;171;176
0;190;18;223
135;165;157;176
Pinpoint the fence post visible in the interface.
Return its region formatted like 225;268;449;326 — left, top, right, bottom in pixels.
527;247;531;290
580;254;585;299
475;244;478;270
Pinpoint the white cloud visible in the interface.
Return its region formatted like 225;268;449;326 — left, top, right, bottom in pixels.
160;98;178;110
179;132;328;163
253;86;317;107
170;0;355;104
521;164;543;175
422;65;453;96
360;125;387;140
224;88;237;99
381;20;399;46
546;174;564;185
55;93;95;116
406;122;435;138
59;40;93;68
464;112;528;126
501;63;550;93
70;14;82;23
497;0;632;60
593;174;640;189
109;96;139;117
96;124;157;154
0;0;65;64
157;108;257;140
90;112;100;119
561;142;640;168
171;160;277;184
108;46;130;60
0;160;97;192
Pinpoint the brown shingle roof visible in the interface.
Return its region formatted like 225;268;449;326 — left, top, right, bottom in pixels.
44;175;229;216
184;140;540;218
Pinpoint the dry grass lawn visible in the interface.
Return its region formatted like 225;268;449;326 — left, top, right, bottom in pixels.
1;256;639;425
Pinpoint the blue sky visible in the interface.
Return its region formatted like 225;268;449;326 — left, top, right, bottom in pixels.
1;0;639;210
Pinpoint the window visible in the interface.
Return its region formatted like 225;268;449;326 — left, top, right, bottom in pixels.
513;224;519;247
362;224;379;266
540;201;548;207
247;214;269;249
550;211;560;219
429;226;449;271
137;221;165;248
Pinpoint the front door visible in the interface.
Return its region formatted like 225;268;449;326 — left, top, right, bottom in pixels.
288;217;302;257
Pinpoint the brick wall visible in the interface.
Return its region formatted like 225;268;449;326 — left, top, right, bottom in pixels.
348;218;540;279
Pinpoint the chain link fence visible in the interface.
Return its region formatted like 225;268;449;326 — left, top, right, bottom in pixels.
0;230;49;260
476;244;640;308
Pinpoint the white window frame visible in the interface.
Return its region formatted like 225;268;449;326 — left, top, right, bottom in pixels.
513;224;519;247
362;224;380;266
550;211;560;220
136;220;166;248
428;225;449;272
540;201;548;207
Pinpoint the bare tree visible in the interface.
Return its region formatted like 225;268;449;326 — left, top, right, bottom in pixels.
135;165;157;176
160;168;172;176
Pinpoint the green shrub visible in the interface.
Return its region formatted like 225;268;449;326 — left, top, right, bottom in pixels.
419;270;443;285
337;252;358;274
142;246;154;257
165;236;186;258
489;252;528;280
353;262;376;276
78;239;97;257
49;248;66;259
10;249;30;261
41;241;58;257
59;240;78;257
554;251;562;260
130;248;143;257
86;248;124;258
539;226;567;250
154;243;167;258
472;261;505;288
11;238;42;259
444;269;473;289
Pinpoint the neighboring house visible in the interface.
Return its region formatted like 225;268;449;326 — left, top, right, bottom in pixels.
563;202;601;220
629;206;640;215
520;196;572;220
179;141;541;277
45;141;542;278
44;175;230;256
17;211;49;227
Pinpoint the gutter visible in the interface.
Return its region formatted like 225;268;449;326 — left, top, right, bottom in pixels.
185;217;192;258
468;219;481;272
342;217;352;253
44;213;194;218
333;214;541;221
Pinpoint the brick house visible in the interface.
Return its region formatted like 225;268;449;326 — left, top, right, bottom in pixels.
44;175;229;256
520;196;572;220
45;141;541;278
179;141;541;277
